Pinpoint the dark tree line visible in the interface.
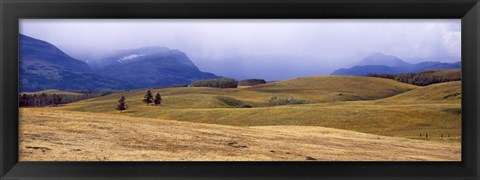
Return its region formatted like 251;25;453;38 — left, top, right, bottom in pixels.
142;90;162;106
19;93;63;107
367;72;460;86
366;73;396;79
238;79;267;86
190;78;238;88
18;93;95;107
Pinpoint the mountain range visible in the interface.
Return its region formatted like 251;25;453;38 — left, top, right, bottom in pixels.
330;53;461;76
93;46;218;89
19;34;134;92
19;34;218;92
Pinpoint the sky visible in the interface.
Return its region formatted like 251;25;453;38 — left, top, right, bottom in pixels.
20;19;461;81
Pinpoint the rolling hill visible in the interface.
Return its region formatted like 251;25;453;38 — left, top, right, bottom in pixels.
384;81;461;102
53;75;460;141
61;75;418;110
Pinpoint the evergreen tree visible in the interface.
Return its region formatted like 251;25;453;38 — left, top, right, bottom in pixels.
116;96;128;113
154;92;162;106
143;90;153;105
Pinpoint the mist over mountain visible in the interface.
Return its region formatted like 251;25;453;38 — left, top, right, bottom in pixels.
20;35;219;92
19;34;133;92
93;46;218;89
356;53;411;67
58;45;117;64
331;53;461;76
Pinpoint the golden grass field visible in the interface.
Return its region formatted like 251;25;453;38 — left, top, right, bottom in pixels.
19;75;462;161
20;108;460;161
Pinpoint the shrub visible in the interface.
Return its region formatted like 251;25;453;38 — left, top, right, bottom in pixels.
241;104;253;108
191;78;238;88
216;96;253;108
169;84;188;88
268;96;309;106
217;96;243;107
238;79;267;86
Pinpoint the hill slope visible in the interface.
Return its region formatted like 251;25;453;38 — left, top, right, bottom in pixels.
20;108;460;161
62;76;419;111
384;81;461;102
51;75;463;141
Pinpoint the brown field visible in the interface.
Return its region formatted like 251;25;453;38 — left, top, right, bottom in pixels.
19;75;462;161
20;108;460;161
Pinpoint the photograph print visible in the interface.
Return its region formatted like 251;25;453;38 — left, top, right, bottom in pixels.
19;19;461;161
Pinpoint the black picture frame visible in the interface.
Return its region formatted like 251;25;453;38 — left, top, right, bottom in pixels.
1;0;479;179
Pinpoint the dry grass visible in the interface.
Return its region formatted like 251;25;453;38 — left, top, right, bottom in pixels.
62;75;418;110
20;76;461;161
20;108;460;161
384;81;461;102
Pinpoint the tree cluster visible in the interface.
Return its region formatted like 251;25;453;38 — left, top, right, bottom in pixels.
19;93;62;107
394;73;453;86
367;72;460;86
142;90;162;106
116;90;163;113
19;93;96;107
190;78;238;88
238;79;267;86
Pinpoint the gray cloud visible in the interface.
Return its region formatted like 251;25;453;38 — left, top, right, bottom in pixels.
20;19;460;80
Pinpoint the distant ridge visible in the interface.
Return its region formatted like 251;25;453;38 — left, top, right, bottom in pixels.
331;53;460;76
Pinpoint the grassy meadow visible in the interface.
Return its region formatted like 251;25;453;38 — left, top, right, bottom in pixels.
19;75;462;161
